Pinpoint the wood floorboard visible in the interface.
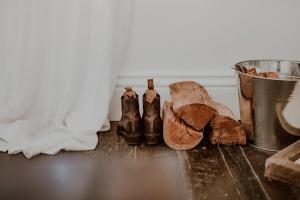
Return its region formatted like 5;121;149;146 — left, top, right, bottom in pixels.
135;143;176;161
135;143;186;200
242;145;300;200
219;145;270;200
181;139;240;200
177;151;195;200
94;122;136;159
0;122;299;200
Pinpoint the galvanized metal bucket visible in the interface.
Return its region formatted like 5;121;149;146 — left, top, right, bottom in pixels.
235;60;300;151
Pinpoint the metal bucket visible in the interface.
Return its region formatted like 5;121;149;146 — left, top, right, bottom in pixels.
235;60;300;151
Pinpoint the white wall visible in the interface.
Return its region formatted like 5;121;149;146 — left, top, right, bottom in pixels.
109;0;300;120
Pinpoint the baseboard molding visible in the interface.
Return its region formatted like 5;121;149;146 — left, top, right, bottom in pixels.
109;74;240;121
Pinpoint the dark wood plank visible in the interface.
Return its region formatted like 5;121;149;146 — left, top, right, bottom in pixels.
1;122;299;200
242;145;300;200
0;122;186;200
135;143;186;200
93;121;136;159
219;145;270;200
0;122;137;200
135;142;176;160
180;139;240;200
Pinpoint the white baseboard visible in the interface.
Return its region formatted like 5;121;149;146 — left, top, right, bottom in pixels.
108;74;240;121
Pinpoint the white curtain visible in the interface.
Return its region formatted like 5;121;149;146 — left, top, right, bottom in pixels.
0;0;131;158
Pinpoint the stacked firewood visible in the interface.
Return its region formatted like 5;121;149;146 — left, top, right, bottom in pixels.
163;81;246;150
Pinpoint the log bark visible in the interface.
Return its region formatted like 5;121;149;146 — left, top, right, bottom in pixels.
239;67;257;99
169;81;216;130
238;67;279;98
239;93;254;138
162;101;203;150
209;102;246;145
257;72;279;78
237;66;279;139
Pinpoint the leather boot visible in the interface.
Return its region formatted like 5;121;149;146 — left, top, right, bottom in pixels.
142;79;163;145
117;87;143;145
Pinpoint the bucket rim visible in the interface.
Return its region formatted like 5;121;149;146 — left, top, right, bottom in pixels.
234;59;300;82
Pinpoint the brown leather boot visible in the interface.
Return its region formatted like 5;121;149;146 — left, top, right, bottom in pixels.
117;87;143;145
142;79;163;145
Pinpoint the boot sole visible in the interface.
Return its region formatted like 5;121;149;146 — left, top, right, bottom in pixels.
117;130;143;145
144;133;163;145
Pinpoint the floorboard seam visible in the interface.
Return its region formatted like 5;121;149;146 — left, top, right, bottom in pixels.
134;146;137;163
218;146;242;198
177;151;194;200
184;151;191;171
239;146;271;200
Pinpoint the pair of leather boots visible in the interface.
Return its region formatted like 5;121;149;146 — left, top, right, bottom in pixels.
117;79;163;145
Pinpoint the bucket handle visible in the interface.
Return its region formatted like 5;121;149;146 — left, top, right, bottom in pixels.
276;103;300;136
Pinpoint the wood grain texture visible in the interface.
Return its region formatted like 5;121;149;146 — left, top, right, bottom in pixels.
169;81;216;130
0;122;299;200
178;139;240;200
219;145;270;200
239;93;254;137
163;101;203;150
265;140;300;188
209;102;246;145
242;145;300;200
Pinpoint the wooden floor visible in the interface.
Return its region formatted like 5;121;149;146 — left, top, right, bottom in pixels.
0;122;299;200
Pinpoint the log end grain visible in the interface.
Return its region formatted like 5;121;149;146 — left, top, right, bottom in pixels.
209;103;246;145
175;104;216;131
170;81;216;130
163;102;203;151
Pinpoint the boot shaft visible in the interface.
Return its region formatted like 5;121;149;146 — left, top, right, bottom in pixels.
143;79;160;114
118;83;163;145
142;94;161;117
142;79;163;135
121;87;142;120
118;87;143;144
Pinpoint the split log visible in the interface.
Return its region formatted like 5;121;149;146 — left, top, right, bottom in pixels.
257;72;279;79
238;66;279;98
162;101;203;150
209;102;246;145
169;81;216;130
239;93;254;138
239;67;257;99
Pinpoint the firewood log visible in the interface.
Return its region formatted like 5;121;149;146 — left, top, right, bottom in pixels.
163;101;203;150
169;81;216;130
239;93;254;138
238;66;279;98
257;72;279;79
209;102;246;145
239;67;257;99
